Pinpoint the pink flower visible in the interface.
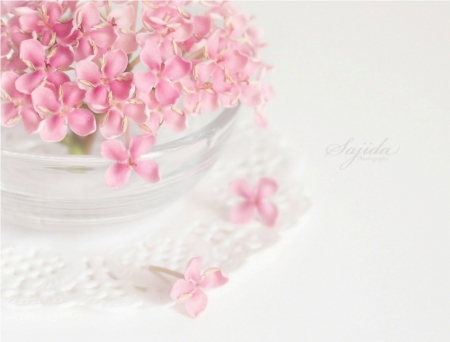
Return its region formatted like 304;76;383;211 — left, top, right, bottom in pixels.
134;39;191;107
229;178;279;227
75;49;133;113
100;134;160;188
99;100;149;140
1;70;41;132
1;15;32;59
68;2;117;61
16;39;72;94
18;2;72;46
107;5;138;54
31;82;96;142
142;6;194;42
170;257;228;318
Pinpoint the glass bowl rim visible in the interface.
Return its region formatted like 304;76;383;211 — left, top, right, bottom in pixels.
1;105;240;164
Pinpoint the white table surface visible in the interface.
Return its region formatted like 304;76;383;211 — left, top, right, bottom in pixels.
2;2;450;341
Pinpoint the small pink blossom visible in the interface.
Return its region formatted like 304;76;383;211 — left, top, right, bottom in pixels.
134;39;191;107
170;257;228;318
1;70;40;132
229;178;279;227
100;134;160;188
107;5;138;54
75;49;133;113
19;2;72;46
16;39;72;94
142;6;194;42
31;82;96;142
68;2;117;61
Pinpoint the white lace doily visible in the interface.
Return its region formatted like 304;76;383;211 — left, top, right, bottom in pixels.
1;117;310;310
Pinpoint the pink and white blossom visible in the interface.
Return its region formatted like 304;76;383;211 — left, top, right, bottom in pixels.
170;257;228;318
16;39;72;94
31;83;96;142
229;178;279;227
100;135;160;188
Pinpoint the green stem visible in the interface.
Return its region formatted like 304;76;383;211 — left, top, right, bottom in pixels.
126;55;140;72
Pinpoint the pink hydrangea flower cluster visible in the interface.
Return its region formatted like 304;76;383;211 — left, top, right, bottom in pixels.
1;0;274;188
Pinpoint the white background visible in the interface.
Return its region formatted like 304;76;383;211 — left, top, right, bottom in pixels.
2;2;450;341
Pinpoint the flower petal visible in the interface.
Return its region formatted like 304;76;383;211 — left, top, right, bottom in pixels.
133;159;160;183
21;106;43;133
100;139;127;162
155;79;179;106
43;2;62;25
114;31;138;54
18;13;41;34
105;163;130;188
76;59;101;86
74;36;94;61
200;91;219;113
48;45;74;69
162;55;191;80
256;201;278;227
230;202;256;224
254;112;268;128
219;50;248;73
1;102;20;127
1;71;21;98
109;78;133;101
108;5;135;29
184;257;202;283
240;84;262;107
67;108;96;136
104;49;128;79
182;92;200;115
140;40;161;71
31;87;61;115
46;71;70;89
170;21;194;42
193;16;212;37
39;115;67;142
199;269;228;290
129;134;156;159
256;178;278;199
170;279;196;301
14;70;45;95
62;82;86;108
76;2;99;31
85;84;109;110
162;109;186;132
123;103;148;125
229;179;254;199
53;21;73;39
196;62;217;85
133;71;157;93
100;108;123;139
185;289;208;318
19;39;45;69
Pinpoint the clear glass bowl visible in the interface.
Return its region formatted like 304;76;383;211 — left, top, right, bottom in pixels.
1;106;238;230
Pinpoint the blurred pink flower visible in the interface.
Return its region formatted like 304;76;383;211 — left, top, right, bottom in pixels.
229;178;279;227
170;257;228;318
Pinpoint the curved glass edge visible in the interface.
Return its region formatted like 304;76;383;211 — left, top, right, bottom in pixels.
1;105;240;164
